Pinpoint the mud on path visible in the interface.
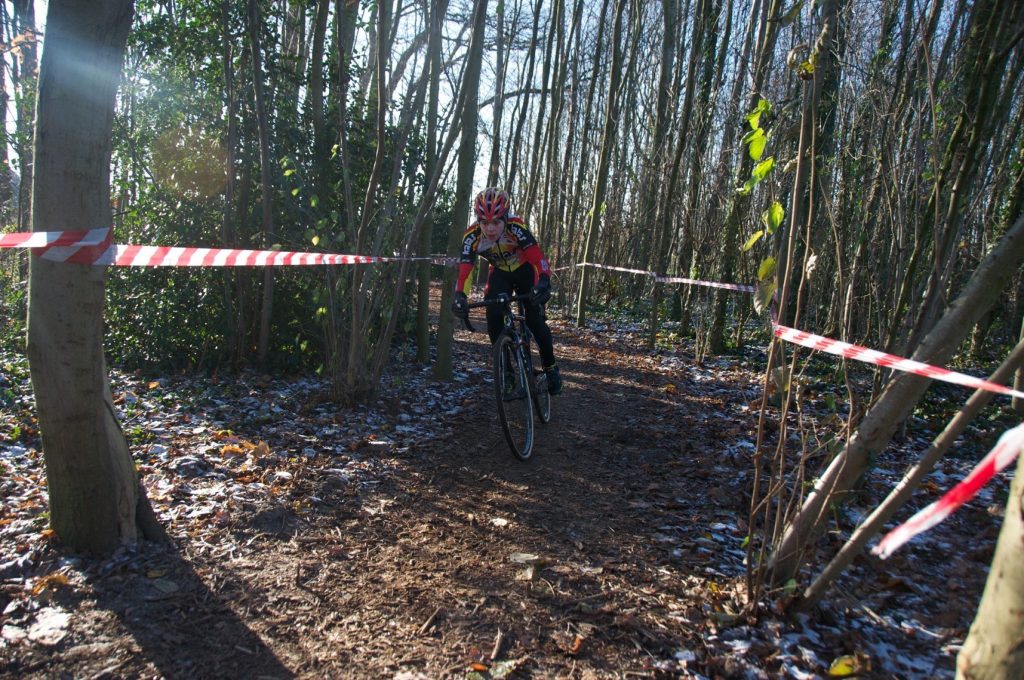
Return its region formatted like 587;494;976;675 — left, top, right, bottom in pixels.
0;309;999;678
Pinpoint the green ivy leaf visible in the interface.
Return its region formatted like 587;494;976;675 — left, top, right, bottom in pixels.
742;230;764;252
283;168;296;177
749;132;768;161
291;187;300;196
310;194;319;208
744;98;772;130
762;201;785;233
752;157;775;182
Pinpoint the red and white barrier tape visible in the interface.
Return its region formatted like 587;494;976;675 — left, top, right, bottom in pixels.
0;228;111;249
873;422;1024;558
577;261;658;278
774;324;1024;400
573;262;757;292
1;228;454;267
656;275;756;293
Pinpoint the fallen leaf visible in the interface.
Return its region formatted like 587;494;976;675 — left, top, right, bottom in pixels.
828;652;871;677
152;578;179;594
489;658;526;678
515;565;537;581
31;573;70;596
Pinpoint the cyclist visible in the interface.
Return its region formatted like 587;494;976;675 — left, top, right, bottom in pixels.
451;187;562;395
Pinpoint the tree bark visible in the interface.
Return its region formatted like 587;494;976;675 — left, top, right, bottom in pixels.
12;0;37;234
957;447;1024;678
27;0;165;554
416;0;448;364
247;0;276;365
574;0;626;327
435;0;487;381
486;0;507;187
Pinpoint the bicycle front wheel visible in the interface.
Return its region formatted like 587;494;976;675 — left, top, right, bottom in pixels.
493;331;534;461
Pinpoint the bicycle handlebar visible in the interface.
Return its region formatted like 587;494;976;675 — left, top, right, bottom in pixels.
457;293;531;332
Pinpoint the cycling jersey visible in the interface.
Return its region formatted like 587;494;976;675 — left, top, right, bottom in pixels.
456;215;551;291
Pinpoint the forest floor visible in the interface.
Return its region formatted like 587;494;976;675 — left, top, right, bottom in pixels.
0;298;1016;679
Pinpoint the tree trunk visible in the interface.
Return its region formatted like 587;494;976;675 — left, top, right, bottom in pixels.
521;0;560;219
221;0;240;362
957;448;1024;678
574;0;626;327
798;338;1024;610
707;0;780;353
486;0;506;187
435;0;487;381
27;0;164;555
12;0;37;234
308;0;331;203
416;0;448;364
506;0;543;195
343;0;393;399
248;0;276;365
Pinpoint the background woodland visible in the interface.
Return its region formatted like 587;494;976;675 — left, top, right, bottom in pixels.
2;0;1024;674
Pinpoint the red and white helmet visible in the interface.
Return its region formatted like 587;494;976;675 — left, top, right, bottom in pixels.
473;187;511;222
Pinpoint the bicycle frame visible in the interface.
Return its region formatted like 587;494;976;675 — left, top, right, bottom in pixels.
459;293;551;459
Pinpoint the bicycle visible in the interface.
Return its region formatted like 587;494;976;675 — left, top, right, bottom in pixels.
459;293;552;461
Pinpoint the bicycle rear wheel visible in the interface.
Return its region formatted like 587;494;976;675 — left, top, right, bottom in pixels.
493;331;534;460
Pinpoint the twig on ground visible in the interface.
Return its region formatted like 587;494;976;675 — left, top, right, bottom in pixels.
418;605;443;635
490;627;504;661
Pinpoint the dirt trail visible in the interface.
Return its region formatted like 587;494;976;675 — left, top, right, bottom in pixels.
0;312;994;678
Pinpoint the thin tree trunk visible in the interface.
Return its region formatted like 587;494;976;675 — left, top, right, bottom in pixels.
506;0;543;195
221;0;239;362
708;0;778;352
957;446;1024;678
575;0;626;326
12;0;37;234
416;0;448;364
435;0;488;381
248;0;276;365
486;0;506;186
344;0;393;399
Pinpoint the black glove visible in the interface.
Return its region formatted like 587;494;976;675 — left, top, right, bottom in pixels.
451;291;469;317
530;276;551;305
